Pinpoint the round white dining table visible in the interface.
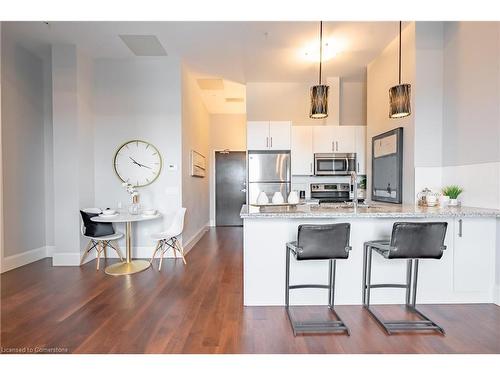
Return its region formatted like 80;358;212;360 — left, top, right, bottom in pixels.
91;211;161;276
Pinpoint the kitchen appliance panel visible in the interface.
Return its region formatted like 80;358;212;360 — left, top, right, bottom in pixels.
314;153;356;176
248;151;291;182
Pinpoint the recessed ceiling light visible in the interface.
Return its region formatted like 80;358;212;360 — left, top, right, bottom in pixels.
197;78;224;90
119;35;167;56
225;97;244;103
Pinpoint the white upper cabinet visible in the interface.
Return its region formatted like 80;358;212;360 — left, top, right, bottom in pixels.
247;121;270;150
312;126;357;153
354;126;367;174
291;126;313;175
269;121;291;150
247;121;291;150
333;126;356;153
312;126;335;153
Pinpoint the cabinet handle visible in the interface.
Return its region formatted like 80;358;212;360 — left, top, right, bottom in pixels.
266;137;269;148
458;219;463;237
270;137;273;148
336;141;339;151
357;162;360;172
310;162;313;174
332;141;334;152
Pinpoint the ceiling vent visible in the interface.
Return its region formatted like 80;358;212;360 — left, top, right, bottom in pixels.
225;97;244;103
197;78;224;90
119;35;167;56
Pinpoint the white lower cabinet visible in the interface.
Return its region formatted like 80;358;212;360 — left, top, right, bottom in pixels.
291;126;313;175
452;218;496;292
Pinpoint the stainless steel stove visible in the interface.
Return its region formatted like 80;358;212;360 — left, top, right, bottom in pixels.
310;183;351;203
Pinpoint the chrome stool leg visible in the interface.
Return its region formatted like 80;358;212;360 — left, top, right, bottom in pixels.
285;245;350;336
363;244;445;335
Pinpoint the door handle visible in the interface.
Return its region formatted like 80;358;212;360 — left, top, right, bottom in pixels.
241;189;247;193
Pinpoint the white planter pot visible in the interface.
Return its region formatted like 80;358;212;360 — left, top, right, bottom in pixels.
439;195;450;207
448;198;458;206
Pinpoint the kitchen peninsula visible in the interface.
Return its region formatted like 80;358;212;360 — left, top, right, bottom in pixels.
241;203;500;306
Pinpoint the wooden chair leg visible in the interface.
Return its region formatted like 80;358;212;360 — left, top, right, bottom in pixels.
80;241;92;265
171;239;178;258
175;238;187;265
96;242;102;270
113;241;124;262
158;243;165;271
150;241;161;264
103;242;107;260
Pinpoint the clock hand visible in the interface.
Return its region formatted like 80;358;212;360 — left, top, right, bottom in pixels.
129;156;141;166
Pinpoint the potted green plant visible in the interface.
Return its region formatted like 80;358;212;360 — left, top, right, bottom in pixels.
441;185;463;206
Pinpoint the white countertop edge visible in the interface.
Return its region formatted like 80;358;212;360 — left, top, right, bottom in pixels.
240;204;500;219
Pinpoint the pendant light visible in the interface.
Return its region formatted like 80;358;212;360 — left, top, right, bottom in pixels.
389;21;411;118
310;21;329;119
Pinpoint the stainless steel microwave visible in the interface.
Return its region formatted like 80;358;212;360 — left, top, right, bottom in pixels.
314;153;357;175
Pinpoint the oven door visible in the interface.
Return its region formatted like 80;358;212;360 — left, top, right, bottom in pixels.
314;157;348;175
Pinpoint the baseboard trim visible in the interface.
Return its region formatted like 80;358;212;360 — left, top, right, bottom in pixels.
1;246;51;273
52;252;81;266
183;222;210;254
494;284;500;306
4;225;211;270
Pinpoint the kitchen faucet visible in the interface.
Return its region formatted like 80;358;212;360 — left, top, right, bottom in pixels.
350;171;358;211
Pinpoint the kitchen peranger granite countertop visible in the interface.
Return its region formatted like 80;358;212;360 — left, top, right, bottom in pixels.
240;202;500;219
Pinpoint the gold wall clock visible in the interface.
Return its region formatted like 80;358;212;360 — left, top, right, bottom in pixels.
113;140;162;187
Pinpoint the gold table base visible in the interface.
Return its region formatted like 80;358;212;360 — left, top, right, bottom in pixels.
105;260;150;276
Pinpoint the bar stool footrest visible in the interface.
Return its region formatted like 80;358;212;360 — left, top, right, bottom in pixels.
365;305;445;335
286;307;350;336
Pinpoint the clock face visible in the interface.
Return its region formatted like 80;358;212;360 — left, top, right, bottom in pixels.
113;140;162;187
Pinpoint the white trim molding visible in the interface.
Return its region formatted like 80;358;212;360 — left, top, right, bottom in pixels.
494;285;500;306
1;246;52;273
52;252;81;266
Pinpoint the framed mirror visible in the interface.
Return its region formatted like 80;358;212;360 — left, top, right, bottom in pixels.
371;127;403;204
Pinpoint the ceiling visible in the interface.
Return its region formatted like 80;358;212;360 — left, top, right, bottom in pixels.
4;21;399;113
5;21;399;82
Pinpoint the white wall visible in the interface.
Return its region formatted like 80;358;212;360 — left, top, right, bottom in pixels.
246;77;342;126
367;22;416;204
181;68;210;244
51;44;95;265
209;113;247;225
93;57;183;250
414;22;444;169
442;22;500;167
340;79;366;125
1;26;46;260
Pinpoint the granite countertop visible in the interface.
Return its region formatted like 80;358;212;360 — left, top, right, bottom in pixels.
240;202;500;219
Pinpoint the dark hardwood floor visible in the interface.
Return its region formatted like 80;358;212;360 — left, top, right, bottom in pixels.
1;227;499;354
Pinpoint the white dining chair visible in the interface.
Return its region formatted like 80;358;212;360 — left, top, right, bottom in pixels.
80;208;125;270
150;207;187;270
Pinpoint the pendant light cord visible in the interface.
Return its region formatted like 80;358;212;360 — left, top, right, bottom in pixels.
319;21;323;85
398;21;402;85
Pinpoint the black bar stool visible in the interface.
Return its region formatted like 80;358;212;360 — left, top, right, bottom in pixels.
285;223;352;336
362;222;448;335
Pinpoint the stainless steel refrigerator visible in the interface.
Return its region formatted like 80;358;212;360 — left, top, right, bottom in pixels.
248;150;291;204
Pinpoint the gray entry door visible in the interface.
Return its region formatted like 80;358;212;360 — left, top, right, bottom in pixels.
216;151;246;226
